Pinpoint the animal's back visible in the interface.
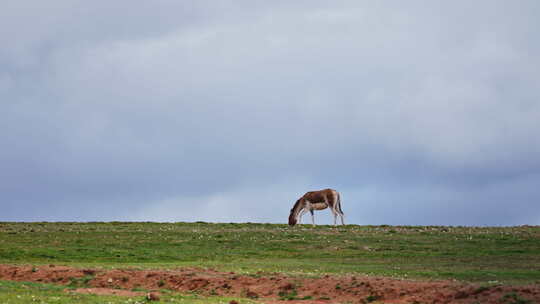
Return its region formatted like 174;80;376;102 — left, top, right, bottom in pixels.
303;189;336;203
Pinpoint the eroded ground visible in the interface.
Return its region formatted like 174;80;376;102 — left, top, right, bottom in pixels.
1;264;538;304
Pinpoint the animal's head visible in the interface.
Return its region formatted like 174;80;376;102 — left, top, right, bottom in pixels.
288;199;300;226
288;212;297;226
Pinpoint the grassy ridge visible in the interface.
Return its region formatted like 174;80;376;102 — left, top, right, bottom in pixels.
0;222;539;284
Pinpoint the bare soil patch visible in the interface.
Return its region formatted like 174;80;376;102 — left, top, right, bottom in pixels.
1;264;538;303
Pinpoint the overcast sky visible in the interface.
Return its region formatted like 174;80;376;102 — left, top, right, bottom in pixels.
1;1;539;225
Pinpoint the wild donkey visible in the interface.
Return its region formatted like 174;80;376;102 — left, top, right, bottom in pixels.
288;189;344;226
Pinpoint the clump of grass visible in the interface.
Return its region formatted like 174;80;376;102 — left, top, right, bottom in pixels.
67;275;94;288
157;279;166;287
500;292;532;304
278;289;298;300
278;287;312;301
365;294;381;303
474;286;489;294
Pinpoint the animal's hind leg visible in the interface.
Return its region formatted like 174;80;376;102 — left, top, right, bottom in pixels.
310;209;315;226
337;205;345;225
332;209;338;226
335;193;345;225
331;207;344;226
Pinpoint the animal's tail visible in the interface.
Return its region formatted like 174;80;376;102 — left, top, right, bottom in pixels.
336;191;344;215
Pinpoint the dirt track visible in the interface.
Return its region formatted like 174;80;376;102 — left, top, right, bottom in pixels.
0;264;538;303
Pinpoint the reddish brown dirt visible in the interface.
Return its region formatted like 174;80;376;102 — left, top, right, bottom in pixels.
1;264;539;303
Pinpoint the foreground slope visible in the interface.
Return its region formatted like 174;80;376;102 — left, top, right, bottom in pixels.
0;222;539;303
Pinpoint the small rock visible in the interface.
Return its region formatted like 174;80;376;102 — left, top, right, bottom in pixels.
280;283;295;290
454;290;468;299
246;290;258;299
146;292;160;301
107;278;113;283
82;269;96;275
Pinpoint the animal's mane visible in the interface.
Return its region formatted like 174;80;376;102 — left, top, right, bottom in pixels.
290;198;303;216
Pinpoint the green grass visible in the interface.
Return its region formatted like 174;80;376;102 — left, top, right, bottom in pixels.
0;280;252;304
0;222;539;284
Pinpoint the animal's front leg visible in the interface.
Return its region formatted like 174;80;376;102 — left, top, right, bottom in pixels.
298;209;307;224
310;210;315;226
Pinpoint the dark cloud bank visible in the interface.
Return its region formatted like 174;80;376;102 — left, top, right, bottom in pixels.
1;1;539;225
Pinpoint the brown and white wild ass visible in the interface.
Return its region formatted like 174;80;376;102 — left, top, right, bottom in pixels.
288;189;344;226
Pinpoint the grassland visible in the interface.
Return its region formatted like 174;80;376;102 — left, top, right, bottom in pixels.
1;222;539;284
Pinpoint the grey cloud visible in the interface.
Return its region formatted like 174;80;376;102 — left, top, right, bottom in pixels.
1;1;539;225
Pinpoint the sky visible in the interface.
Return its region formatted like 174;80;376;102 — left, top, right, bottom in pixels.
1;1;539;225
